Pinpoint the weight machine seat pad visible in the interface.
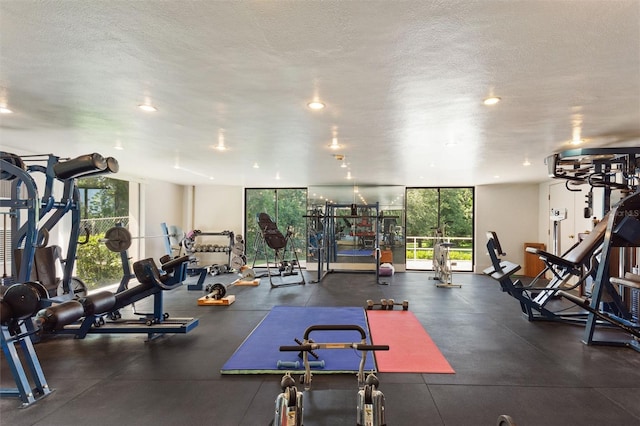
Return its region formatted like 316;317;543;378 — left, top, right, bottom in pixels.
34;246;63;293
133;258;171;287
263;229;287;250
257;212;278;231
483;261;521;280
525;215;609;271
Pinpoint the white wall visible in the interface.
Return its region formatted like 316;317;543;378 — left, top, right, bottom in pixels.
192;185;244;234
119;178;609;278
474;183;540;273
141;179;186;260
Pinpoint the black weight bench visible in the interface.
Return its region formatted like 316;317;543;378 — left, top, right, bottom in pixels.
35;256;195;339
485;231;592;323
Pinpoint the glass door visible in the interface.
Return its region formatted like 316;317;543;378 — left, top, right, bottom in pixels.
406;187;474;271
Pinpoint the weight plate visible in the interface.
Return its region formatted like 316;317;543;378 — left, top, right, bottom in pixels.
210;283;226;299
235;234;244;242
231;256;245;269
26;281;49;299
231;243;244;255
241;267;256;280
3;283;40;319
104;226;132;252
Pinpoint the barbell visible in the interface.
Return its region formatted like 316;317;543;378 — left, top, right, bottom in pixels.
102;226;180;253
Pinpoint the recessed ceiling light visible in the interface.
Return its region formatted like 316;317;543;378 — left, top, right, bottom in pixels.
114;145;124;151
483;97;501;106
329;137;341;150
523;159;531;166
138;104;157;112
214;130;227;151
0;106;13;114
307;101;325;110
253;162;259;169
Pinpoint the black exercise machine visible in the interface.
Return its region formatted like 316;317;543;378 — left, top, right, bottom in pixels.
250;213;305;288
485;148;640;350
34;255;198;339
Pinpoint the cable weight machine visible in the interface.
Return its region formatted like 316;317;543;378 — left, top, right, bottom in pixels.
309;202;391;285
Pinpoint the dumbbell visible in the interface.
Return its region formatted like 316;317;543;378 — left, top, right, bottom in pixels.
277;360;325;369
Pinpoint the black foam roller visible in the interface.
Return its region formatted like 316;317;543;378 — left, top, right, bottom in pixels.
77;156;119;178
0;152;26;180
53;153;107;180
79;291;116;315
113;282;154;311
36;301;85;331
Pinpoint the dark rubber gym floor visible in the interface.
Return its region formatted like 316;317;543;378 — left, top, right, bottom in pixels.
2;270;640;425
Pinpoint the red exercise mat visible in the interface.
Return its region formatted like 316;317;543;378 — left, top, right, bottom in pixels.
366;310;455;373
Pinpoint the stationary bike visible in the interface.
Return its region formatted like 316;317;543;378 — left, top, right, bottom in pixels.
431;221;460;288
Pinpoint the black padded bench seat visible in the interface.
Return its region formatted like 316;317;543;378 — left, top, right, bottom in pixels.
525;215;609;273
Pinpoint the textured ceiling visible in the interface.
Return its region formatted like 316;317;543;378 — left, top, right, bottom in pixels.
1;1;639;188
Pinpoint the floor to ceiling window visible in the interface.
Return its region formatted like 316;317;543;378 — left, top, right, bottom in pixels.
245;188;307;266
405;187;474;271
76;176;129;290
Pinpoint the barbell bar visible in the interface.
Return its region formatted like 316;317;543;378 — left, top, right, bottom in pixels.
102;226;180;253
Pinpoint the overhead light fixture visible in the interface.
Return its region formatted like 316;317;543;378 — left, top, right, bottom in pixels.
523;159;531;166
483;97;501;106
0;106;13;114
138;104;157;112
307;101;325;110
253;162;259;169
275;172;281;180
329;137;341;150
346;171;352;180
340;159;347;168
215;129;227;151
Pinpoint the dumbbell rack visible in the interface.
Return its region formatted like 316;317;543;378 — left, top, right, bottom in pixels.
185;230;234;291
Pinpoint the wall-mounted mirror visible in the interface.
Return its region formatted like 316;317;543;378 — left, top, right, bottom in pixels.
307;185;405;275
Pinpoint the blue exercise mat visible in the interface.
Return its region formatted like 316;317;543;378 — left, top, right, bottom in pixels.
337;249;373;256
220;306;376;374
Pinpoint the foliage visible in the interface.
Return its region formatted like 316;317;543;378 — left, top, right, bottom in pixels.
406;249;472;261
76;233;122;289
78;176;129;219
75;176;129;288
406;188;473;239
245;188;308;262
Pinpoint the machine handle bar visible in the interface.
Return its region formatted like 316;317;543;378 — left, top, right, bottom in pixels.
279;343;389;352
303;324;366;340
